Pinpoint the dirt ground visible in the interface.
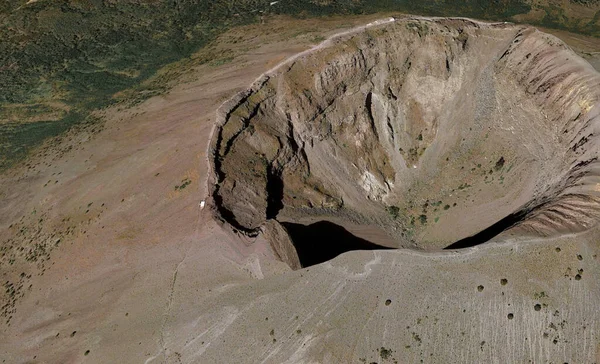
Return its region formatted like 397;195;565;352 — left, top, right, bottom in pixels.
0;14;399;363
1;14;599;363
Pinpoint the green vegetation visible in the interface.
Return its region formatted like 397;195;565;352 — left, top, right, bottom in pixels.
0;0;265;170
2;0;600;170
274;0;531;20
458;183;472;190
175;178;192;191
379;347;393;359
495;156;506;171
209;56;235;67
386;205;400;219
407;21;430;37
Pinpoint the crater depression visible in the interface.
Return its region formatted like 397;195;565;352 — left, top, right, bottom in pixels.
209;17;600;262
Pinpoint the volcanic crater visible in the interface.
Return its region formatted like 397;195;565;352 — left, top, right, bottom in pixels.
209;17;600;267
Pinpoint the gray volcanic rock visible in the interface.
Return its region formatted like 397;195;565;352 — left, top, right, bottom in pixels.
210;17;600;251
184;230;600;363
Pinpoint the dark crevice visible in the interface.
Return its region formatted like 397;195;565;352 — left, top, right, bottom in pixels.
444;208;531;250
266;165;284;219
387;86;397;100
571;133;593;152
281;221;391;267
285;114;302;156
498;48;511;61
365;92;374;119
386;117;395;141
365;91;379;139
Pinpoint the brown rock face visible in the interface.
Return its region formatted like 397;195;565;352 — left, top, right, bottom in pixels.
261;220;302;271
209;17;600;252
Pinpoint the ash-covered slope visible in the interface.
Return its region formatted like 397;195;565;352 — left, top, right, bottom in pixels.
210;17;600;251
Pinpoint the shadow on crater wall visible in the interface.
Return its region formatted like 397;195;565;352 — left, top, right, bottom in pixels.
281;209;531;268
281;221;391;267
444;208;530;250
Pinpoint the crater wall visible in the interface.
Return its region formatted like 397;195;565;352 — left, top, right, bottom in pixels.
209;17;600;251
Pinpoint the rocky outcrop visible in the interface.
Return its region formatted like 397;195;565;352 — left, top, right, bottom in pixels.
262;220;302;270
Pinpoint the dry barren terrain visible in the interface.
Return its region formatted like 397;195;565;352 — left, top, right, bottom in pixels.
1;13;600;364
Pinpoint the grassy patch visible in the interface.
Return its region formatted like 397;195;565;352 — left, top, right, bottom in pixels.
386;205;400;219
175;178;192;191
0;112;83;170
0;0;265;170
